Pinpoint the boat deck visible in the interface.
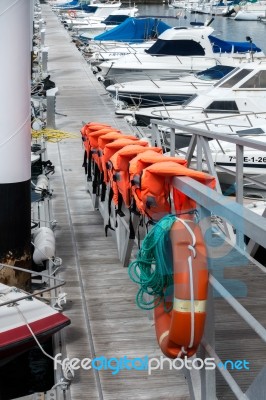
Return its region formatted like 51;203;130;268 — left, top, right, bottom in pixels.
38;4;266;400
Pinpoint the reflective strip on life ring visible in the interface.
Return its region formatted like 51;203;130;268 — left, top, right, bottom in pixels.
154;218;208;359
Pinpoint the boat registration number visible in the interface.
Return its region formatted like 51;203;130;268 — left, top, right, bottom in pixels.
228;156;266;163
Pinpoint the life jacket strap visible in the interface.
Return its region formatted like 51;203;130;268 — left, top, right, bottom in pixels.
105;187;115;236
82;150;88;175
87;150;92;181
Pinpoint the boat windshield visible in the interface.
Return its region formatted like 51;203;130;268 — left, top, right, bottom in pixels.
145;39;205;56
239;70;266;89
219;69;253;88
213;67;239;87
236;127;265;136
103;14;129;25
196;65;235;81
182;94;198;107
204;100;239;113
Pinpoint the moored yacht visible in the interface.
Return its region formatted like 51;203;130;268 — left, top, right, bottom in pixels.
126;63;266;187
96;26;264;84
106;65;235;108
126;63;266;126
84;17;171;63
61;2;122;29
69;7;138;36
224;0;266;20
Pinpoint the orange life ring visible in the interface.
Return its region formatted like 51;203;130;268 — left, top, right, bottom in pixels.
154;218;208;359
68;10;77;18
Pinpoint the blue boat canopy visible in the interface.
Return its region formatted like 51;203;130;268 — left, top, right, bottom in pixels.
93;17;171;43
145;33;262;56
209;35;262;53
54;0;98;12
53;0;79;8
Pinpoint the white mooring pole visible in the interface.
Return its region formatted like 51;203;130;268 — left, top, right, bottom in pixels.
0;0;32;288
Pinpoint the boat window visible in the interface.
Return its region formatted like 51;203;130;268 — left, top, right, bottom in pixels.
145;39;205;56
236;127;265;136
182;94;198;107
204;101;239;113
213;67;239;87
196;65;235;81
219;69;252;88
103;15;129;25
239;71;266;89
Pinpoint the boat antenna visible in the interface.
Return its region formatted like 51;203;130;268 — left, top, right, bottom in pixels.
246;36;254;62
205;17;215;26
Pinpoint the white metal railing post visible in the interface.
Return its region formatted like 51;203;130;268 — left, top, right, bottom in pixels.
235;144;245;249
41;46;49;75
200;285;216;400
170;128;176;156
196;136;203;171
46;87;58;129
198;205;217;399
41;28;45;46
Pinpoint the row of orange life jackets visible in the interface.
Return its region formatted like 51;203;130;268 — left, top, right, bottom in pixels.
81;121;213;360
81;121;216;222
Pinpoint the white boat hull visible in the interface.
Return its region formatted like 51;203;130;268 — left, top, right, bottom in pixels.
234;10;266;20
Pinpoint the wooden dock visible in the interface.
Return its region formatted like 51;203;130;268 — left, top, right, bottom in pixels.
41;5;190;400
39;4;266;400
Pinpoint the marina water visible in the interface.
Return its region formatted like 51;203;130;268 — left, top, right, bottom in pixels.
136;3;266;52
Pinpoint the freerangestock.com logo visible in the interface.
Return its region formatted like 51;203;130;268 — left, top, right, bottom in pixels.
54;354;250;376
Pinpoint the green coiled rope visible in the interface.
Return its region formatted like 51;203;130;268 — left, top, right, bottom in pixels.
128;214;177;312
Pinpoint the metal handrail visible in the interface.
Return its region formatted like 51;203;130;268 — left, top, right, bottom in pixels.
150;118;266;152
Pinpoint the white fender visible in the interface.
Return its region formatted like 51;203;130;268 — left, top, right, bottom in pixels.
35;174;49;193
33;227;55;264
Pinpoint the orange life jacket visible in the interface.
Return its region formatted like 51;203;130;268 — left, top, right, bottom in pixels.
87;127;120;153
129;150;187;181
81;123;114;178
132;161;216;221
81;121;111;137
109;145;162;207
89;129;121;171
85;127;120;183
129;150;188;212
81;123;112;153
97;133;138;172
102;138;149;185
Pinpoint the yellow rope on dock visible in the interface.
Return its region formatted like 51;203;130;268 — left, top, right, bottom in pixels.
31;128;79;142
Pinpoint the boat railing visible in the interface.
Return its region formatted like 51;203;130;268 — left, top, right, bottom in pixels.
128;52;223;67
87;40;149;63
149;108;266;131
117;77;214;91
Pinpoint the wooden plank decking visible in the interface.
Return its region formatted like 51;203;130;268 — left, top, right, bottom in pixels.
40;4;266;400
41;5;190;400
